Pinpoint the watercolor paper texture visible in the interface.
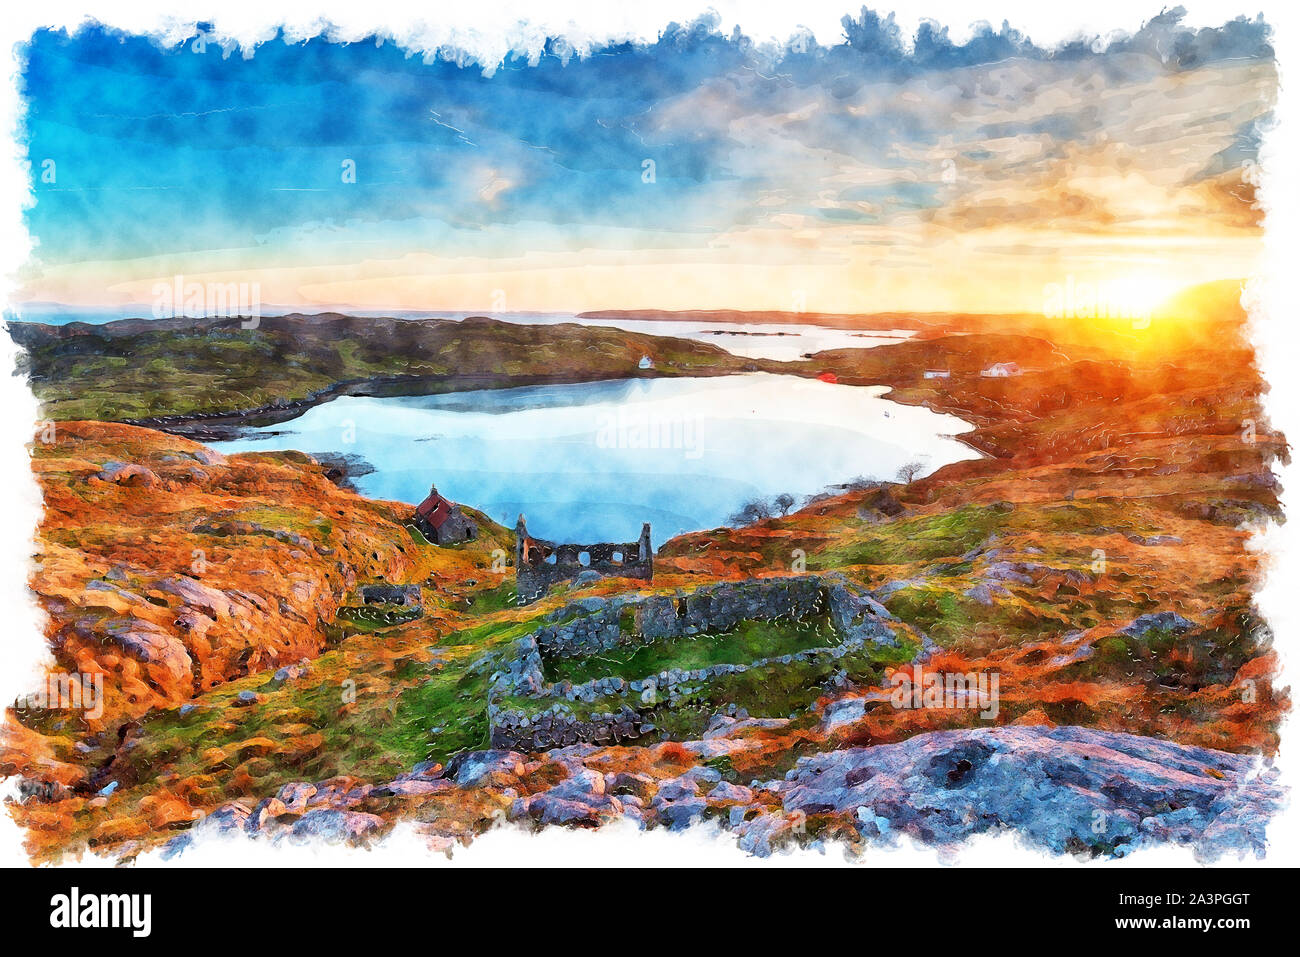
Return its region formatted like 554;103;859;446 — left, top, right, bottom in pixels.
1;7;1289;865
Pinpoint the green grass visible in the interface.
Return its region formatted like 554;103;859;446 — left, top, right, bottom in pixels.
809;499;1171;573
542;614;842;685
124;672;419;788
811;503;1009;568
107;609;548;815
404;523;433;546
642;641;915;739
1060;606;1262;688
882;582;1091;647
337;605;424;632
378;662;493;766
506;638;916;740
464;578;524;614
507;611;917;742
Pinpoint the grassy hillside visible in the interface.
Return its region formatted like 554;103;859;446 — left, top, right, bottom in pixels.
9;313;749;423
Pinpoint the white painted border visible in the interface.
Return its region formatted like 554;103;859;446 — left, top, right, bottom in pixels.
0;0;1295;868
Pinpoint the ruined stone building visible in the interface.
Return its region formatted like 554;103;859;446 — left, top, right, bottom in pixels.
514;515;652;603
412;484;478;544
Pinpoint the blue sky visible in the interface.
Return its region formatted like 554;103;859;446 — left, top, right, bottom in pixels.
16;7;1276;314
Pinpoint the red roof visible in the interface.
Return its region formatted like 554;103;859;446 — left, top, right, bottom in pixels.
415;492;454;529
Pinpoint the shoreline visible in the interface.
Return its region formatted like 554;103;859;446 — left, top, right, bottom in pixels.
130;362;996;498
123;367;748;442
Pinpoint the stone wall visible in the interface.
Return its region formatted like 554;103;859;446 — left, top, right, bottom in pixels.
485;574;901;751
635;577;827;640
488;701;650;750
534;602;626;658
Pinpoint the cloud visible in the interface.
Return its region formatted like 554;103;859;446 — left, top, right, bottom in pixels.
15;8;1277;312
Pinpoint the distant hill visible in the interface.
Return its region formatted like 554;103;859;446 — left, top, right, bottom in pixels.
577;308;1039;333
8;312;749;425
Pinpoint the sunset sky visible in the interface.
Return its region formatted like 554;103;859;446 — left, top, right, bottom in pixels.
16;8;1275;316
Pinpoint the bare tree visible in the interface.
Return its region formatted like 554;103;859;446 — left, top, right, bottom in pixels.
729;498;773;526
895;461;924;484
773;492;796;516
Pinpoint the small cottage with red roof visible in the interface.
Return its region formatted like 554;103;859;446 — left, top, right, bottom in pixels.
413;484;478;544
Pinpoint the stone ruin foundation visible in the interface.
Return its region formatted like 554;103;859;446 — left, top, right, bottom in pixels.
486;574;902;751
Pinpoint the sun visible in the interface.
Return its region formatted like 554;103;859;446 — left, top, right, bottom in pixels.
1098;276;1184;323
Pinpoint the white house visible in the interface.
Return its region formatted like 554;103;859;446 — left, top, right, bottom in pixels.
981;362;1021;378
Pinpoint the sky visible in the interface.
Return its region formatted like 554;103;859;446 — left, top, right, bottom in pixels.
14;7;1277;316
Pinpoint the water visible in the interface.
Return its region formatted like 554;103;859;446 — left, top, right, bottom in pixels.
442;314;915;362
211;373;977;546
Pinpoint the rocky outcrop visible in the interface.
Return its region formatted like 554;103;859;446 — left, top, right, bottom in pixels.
154;722;1282;863
1117;611;1197;638
467;726;1281;861
765;725;1281;860
359;584;422;606
17;421;468;734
